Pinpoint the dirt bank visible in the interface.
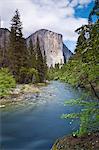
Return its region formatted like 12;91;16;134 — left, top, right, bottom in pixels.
52;132;99;150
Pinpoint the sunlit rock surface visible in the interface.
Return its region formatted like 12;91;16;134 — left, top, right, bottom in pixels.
26;29;72;67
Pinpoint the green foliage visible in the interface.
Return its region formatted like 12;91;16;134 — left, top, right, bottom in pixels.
8;9;28;82
28;68;39;83
0;68;16;97
47;64;62;81
36;37;47;82
62;96;99;137
28;39;36;68
19;67;39;83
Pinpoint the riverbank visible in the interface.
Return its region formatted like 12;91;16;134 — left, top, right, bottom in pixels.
52;132;99;150
0;83;48;108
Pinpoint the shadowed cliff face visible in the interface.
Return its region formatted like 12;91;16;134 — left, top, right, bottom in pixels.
63;43;73;63
0;28;73;67
0;28;10;67
0;28;10;50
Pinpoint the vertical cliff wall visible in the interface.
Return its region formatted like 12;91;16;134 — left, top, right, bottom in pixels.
0;28;10;66
63;43;73;63
0;28;10;50
26;29;65;67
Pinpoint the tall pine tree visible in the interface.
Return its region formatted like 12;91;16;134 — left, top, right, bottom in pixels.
36;37;46;82
8;9;28;82
28;39;36;68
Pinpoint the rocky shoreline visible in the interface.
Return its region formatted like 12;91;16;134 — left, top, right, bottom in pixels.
0;84;42;108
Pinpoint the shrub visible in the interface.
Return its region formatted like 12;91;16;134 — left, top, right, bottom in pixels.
19;67;39;83
0;68;16;97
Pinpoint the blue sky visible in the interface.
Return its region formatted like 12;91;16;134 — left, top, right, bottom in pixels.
66;1;94;52
75;1;94;18
0;0;94;53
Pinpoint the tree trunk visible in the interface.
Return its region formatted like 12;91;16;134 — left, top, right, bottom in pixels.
89;81;99;100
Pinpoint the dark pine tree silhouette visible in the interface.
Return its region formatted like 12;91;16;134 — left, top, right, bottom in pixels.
28;38;36;68
36;36;46;82
8;9;28;82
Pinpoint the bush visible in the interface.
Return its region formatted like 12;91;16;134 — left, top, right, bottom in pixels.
19;67;39;83
0;68;16;97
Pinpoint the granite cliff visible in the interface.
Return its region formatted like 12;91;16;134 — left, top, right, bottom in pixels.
0;28;72;67
0;28;10;66
63;43;73;63
26;29;73;67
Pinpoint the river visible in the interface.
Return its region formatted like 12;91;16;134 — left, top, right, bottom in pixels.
0;81;92;150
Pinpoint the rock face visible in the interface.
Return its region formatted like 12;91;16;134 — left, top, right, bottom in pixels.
0;28;73;67
26;29;72;67
0;28;10;66
0;28;10;50
63;43;73;63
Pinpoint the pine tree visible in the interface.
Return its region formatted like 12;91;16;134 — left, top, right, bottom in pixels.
36;37;45;82
88;20;99;64
28;38;36;68
43;53;48;80
75;25;90;54
8;9;28;82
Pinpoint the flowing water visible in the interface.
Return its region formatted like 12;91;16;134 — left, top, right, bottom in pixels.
0;81;92;150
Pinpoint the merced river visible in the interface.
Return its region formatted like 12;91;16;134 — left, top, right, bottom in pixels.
0;81;95;150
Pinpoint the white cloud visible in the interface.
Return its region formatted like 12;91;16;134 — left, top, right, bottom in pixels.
79;0;92;5
69;0;93;7
0;0;91;44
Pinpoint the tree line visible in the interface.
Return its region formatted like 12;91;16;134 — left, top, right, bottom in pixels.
0;10;47;83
